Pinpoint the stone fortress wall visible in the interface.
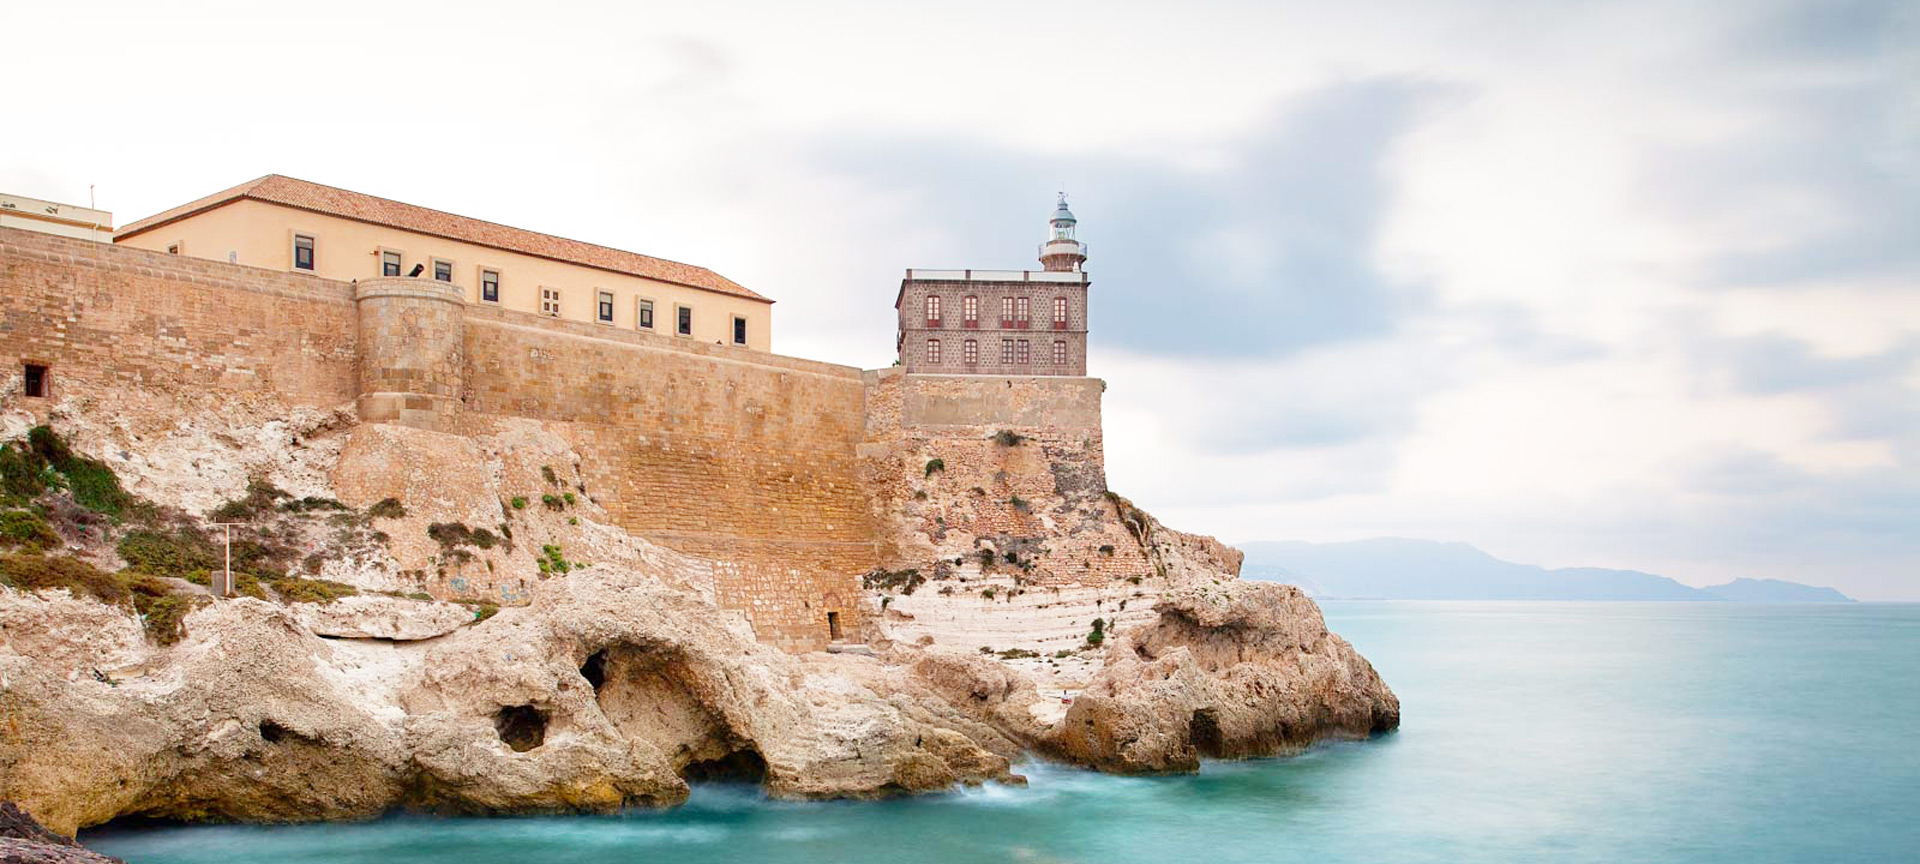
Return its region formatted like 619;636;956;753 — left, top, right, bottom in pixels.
0;226;1201;653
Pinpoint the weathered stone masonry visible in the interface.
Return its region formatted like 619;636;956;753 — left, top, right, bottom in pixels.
0;226;1156;653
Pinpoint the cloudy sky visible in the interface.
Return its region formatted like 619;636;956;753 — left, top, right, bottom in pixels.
8;1;1916;598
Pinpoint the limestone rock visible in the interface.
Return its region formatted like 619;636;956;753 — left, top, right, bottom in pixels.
0;802;123;864
290;595;473;640
0;565;1017;835
1046;582;1399;773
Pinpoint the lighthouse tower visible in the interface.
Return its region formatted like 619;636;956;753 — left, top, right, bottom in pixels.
1038;193;1087;272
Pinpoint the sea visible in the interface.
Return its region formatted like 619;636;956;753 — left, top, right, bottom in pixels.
86;601;1920;863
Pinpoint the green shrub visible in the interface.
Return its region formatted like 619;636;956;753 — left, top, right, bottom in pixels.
0;442;49;505
562;492;576;506
1098;544;1115;555
274;577;358;604
0;509;59;551
0;552;127;602
510;496;528;510
541;494;563;511
996;648;1038;659
991;429;1028;447
118;527;223;575
367;497;408;520
282;496;347;513
861;567;925;595
208;478;288;523
981;587;997;599
923;458;945;478
1086;617;1106;646
22;427;133;518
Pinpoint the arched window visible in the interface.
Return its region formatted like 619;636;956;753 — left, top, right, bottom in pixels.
927;339;942;364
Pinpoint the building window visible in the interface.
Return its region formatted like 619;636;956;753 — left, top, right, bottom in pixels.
1001;297;1015;326
1053;340;1068;366
1016;297;1030;325
1000;339;1015;364
480;269;500;303
927;339;942;364
733;316;748;345
166;243;180;255
925;295;941;325
22;364;48;398
540;287;561;316
963;295;978;325
1054;296;1068;326
1016;339;1030;364
677;305;693;336
963;339;978;365
597;291;614;322
432;259;453;282
293;235;315;270
637;299;655;329
381;250;402;277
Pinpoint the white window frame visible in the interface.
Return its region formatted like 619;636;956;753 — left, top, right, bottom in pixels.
540;287;561;317
637;298;655;330
432;258;456;284
378;247;405;277
597;290;615;324
927;339;942;364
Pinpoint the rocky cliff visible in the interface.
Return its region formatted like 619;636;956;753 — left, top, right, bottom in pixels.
0;387;1396;840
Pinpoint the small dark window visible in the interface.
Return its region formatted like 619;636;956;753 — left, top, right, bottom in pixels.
166;244;180;255
433;260;453;282
598;291;614;322
677;306;692;336
22;364;48;398
637;299;654;329
733;316;747;345
293;235;315;270
481;270;499;302
381;250;402;277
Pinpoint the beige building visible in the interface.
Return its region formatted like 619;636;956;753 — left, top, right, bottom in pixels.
1;192;112;242
114;175;772;350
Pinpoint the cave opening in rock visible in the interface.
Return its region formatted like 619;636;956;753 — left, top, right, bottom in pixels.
580;649;609;691
680;747;767;784
258;720;291;743
1189;708;1225;757
494;704;549;752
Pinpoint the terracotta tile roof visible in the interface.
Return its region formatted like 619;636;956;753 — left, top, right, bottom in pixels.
114;175;769;302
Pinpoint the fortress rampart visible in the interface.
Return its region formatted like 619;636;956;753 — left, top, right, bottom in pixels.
1;226;1128;651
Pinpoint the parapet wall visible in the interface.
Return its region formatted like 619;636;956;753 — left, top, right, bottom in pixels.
0;226;358;412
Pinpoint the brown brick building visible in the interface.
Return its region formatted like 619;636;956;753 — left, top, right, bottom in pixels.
894;196;1090;376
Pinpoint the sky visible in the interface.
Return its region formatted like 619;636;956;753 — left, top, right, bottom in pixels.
6;0;1916;599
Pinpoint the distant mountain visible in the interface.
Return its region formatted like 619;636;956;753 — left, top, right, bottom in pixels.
1701;577;1854;603
1237;538;1854;602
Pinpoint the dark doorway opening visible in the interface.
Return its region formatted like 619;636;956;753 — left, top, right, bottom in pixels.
22;364;47;398
827;611;842;641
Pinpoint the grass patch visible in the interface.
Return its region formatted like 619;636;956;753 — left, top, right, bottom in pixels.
0;508;59;551
0;552;202;643
274;577;358;604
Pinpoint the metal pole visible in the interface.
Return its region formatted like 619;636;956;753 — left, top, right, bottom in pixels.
208;522;244;597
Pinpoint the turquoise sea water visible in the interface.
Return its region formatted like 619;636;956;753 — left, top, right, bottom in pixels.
87;602;1920;863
